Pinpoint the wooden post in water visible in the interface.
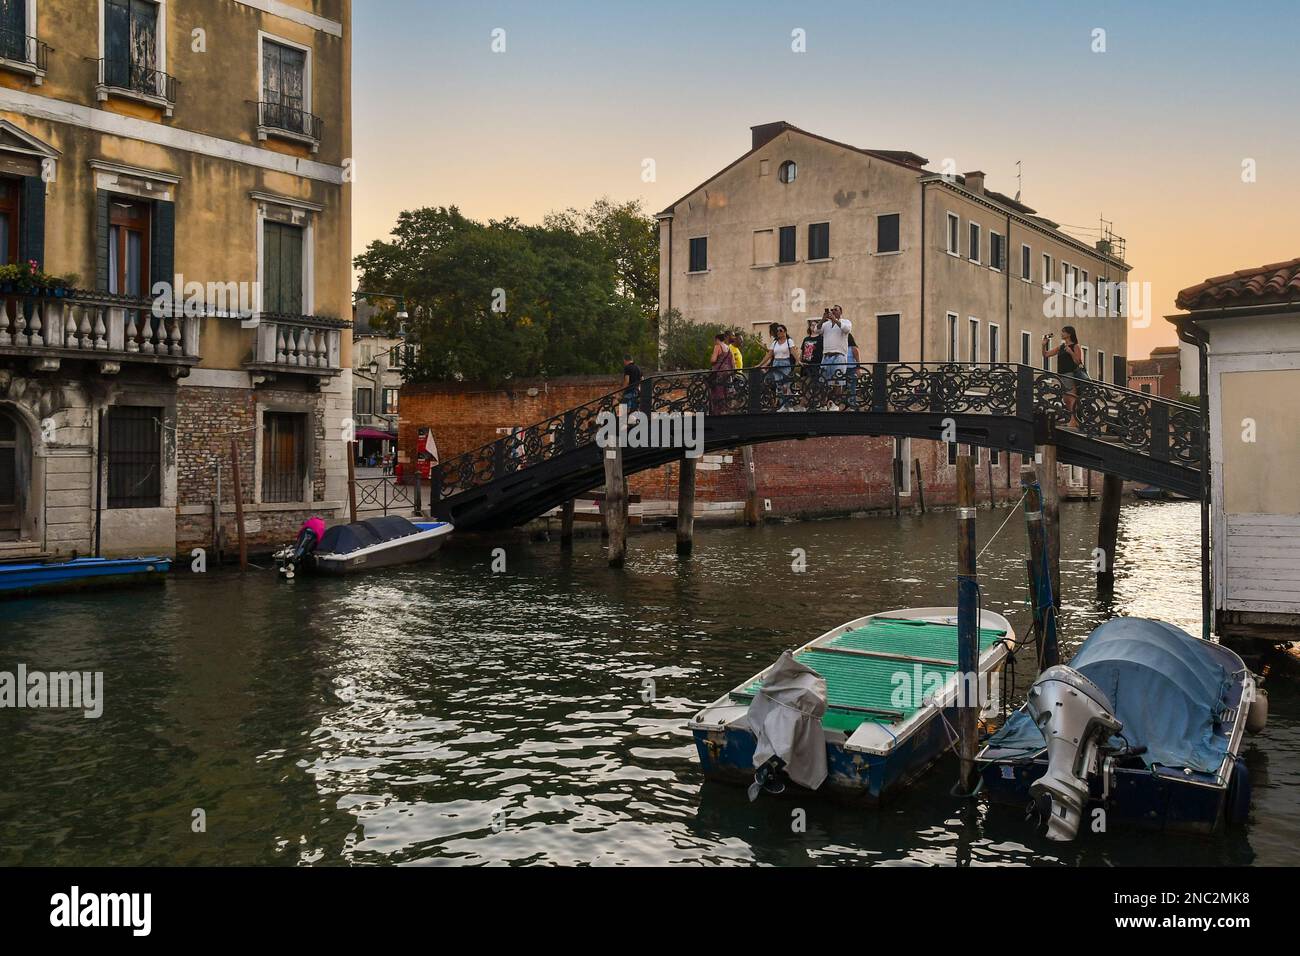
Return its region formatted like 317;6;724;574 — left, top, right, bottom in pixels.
955;453;980;796
1038;444;1062;609
1020;463;1059;668
742;446;760;527
677;456;697;555
603;442;627;567
913;457;926;514
1097;473;1124;598
230;437;247;572
891;450;901;516
560;499;575;550
347;441;358;523
986;453;994;509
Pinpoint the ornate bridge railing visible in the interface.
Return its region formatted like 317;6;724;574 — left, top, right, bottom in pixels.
431;363;1203;503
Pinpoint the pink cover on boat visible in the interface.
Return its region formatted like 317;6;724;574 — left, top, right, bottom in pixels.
301;516;326;540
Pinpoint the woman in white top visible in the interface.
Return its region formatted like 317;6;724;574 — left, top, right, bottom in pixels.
758;325;799;409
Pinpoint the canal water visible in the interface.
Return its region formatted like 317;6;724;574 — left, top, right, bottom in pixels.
2;501;1296;866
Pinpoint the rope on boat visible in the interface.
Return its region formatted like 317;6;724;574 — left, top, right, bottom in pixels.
976;490;1028;559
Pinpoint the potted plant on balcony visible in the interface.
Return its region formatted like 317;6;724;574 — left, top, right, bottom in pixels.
0;261;75;296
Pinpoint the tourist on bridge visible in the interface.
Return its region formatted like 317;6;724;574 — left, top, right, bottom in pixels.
622;354;642;413
757;324;798;410
1042;325;1087;425
844;331;861;409
709;332;736;414
727;332;744;370
821;305;852;407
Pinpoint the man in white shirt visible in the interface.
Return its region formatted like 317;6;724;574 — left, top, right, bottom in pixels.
820;306;852;404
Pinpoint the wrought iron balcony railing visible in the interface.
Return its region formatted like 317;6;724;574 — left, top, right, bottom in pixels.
96;58;177;114
248;313;347;377
0;28;49;77
257;101;323;147
0;289;201;374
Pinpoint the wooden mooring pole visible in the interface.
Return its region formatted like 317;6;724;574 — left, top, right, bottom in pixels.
347;441;358;523
913;457;926;514
603;443;627;568
1097;473;1124;598
1037;444;1062;609
742;446;760;526
559;499;575;550
955;454;980;796
1020;463;1059;668
676;456;697;556
230;437;247;572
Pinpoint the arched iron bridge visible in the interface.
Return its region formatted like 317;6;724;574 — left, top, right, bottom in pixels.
428;363;1203;530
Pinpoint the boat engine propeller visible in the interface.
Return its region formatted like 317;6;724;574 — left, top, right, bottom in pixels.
748;757;788;801
274;517;325;580
1026;664;1123;842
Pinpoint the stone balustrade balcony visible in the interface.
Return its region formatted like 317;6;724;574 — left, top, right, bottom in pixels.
247;313;349;384
0;290;201;376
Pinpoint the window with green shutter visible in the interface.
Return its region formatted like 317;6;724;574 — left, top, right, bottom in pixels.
262;220;303;315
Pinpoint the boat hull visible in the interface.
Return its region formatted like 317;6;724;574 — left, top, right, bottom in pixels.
692;698;963;804
309;521;451;575
0;557;172;599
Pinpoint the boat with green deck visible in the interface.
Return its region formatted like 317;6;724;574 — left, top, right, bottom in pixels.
689;607;1013;803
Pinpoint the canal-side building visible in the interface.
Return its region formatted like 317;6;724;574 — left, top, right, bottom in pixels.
1127;345;1184;400
656;121;1132;500
0;0;352;559
1172;257;1300;642
351;300;402;464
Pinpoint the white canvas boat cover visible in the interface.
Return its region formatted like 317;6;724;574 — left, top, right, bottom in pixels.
739;650;829;791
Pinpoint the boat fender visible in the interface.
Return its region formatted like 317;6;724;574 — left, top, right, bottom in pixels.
1246;686;1268;734
1225;756;1251;826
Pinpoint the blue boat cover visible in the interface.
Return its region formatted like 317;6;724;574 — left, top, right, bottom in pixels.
318;516;420;555
989;619;1237;773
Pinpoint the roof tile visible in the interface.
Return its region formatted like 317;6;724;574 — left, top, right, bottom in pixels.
1176;257;1300;311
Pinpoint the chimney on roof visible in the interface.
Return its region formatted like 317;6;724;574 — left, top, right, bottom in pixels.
964;171;985;194
751;122;789;151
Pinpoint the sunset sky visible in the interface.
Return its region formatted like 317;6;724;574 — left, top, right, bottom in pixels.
352;0;1299;357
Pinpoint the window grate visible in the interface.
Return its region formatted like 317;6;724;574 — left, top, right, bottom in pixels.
106;405;161;509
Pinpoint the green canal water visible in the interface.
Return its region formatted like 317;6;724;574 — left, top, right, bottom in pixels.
1;500;1296;866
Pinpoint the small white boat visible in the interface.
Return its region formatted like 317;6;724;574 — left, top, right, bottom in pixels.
275;516;452;578
689;606;1013;803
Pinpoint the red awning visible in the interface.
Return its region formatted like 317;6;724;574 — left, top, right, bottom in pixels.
356;427;395;440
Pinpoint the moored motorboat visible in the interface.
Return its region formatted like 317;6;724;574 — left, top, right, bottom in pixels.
0;555;172;599
978;617;1264;840
274;515;452;578
688;607;1013;804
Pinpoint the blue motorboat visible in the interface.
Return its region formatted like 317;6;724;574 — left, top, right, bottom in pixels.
0;555;172;599
978;618;1265;840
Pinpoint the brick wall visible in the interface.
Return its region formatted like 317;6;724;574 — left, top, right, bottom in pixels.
175;384;332;552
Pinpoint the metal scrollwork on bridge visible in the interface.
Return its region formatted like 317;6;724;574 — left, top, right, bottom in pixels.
430;363;1204;520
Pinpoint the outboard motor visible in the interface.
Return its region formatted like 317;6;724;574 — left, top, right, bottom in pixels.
276;516;325;579
1026;664;1123;842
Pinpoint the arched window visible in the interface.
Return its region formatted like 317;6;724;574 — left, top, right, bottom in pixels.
777;160;797;184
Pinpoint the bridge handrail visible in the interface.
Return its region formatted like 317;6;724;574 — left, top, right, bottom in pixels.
428;362;1202;500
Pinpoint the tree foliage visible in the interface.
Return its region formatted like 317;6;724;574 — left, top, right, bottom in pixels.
658;308;767;371
354;200;659;386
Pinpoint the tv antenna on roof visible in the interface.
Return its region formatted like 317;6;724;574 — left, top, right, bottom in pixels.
1014;160;1022;202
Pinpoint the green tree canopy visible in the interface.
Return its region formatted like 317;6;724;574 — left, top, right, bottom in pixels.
354;200;658;386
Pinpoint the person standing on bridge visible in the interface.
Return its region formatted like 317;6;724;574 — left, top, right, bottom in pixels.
820;305;852;409
622;355;642;413
799;315;824;409
1043;325;1087;426
757;324;798;410
709;332;735;414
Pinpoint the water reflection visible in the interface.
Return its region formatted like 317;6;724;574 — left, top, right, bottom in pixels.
0;500;1293;865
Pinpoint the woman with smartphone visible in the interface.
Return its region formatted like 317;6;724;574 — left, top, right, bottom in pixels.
1042;325;1087;425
